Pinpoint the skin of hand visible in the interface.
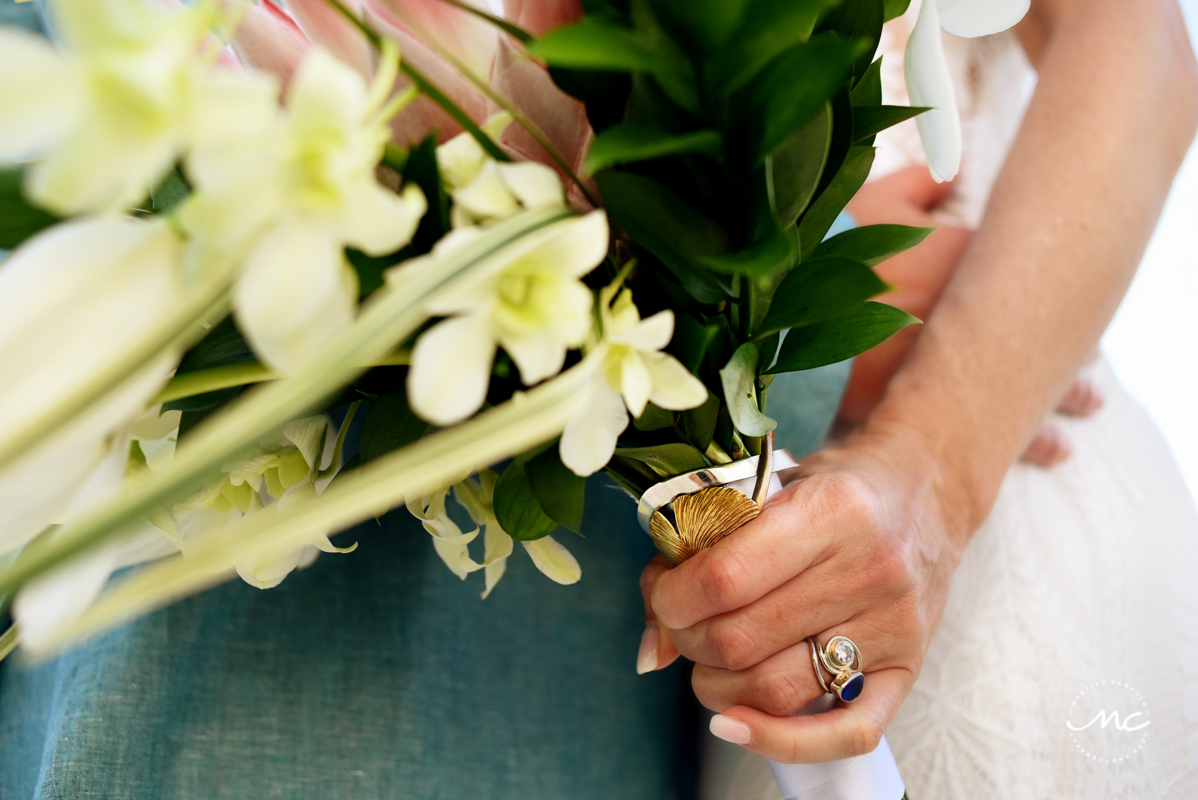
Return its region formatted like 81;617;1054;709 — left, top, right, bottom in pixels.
841;167;1104;466
637;0;1198;763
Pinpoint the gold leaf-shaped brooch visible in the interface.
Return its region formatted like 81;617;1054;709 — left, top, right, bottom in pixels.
649;486;761;567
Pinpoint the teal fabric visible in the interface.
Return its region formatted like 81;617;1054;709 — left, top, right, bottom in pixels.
0;362;850;800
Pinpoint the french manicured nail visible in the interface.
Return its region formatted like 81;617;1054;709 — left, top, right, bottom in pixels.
710;714;752;745
636;624;659;675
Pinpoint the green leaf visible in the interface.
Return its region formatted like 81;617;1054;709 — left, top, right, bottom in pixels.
525;446;586;533
766;301;919;374
743;33;857;166
679;390;720;452
850;57;883;107
595;171;732;303
347;249;395;299
586;123;721;174
494;456;560;541
852;105;929;143
883;0;912;21
0;169;58;249
668;313;722;373
699;225;797;279
767;102;832;228
633;402;675;431
150;167;190;214
530;18;684;75
816;0;884;80
756;257;890;336
645;0;746;56
812;224;934;267
719;343;776;437
708;0;832;97
359;387;427;463
614;443;709;476
798;145;875;259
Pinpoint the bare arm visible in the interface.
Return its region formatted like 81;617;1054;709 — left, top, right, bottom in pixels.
643;0;1198;762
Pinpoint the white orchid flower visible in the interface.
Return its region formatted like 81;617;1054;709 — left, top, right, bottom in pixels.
559;283;708;477
0;0;277;215
183;47;427;374
436;115;566;228
454;468;581;596
407;482;484;580
0;217;186;557
403;210;608;426
904;0;1029;181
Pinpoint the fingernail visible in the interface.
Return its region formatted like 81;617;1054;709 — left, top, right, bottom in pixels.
636;624;659;675
709;714;752;745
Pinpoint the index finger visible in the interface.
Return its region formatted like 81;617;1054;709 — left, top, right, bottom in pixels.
651;475;841;630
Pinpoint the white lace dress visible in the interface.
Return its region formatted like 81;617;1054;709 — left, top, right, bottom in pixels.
700;5;1198;798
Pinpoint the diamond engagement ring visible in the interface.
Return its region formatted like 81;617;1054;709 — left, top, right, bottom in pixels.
808;635;865;702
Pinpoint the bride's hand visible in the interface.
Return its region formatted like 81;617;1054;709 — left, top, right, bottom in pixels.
637;421;968;763
842;166;1103;467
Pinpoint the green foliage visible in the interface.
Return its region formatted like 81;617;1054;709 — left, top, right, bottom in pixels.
757;257;890;336
359;386;427;464
614;443;709;475
720;343;776;436
0;169;58;249
798;145;876;258
767;302;920;374
494;454;559;541
525;447;587;532
852;105;930;143
150;167;190;214
812;224;934;266
586;122;722;174
530;18;686;75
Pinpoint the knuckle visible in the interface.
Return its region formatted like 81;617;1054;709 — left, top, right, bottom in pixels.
699;550;754;612
706;618;759;671
844;718;885;757
753;669;808;716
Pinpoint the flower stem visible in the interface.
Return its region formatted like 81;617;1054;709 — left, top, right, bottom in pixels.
154;350;410;404
0;624;18;664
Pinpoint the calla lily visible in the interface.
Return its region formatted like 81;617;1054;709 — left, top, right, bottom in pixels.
403;210;607;426
224;0;312;91
0;0;274;215
904;0;1030;182
183;47;427;374
0;218;186;557
559;284;708;477
279;0;373;79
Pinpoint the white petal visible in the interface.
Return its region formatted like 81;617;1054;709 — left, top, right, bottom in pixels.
498;161;565;210
453;160;522;220
481;558;507;599
189;70;280;153
559;378;628;476
937;0;1030;38
407;313;497;425
234;220;356;374
0;28;83;161
521;211;609;279
283;416;332;471
522;535;581;585
503;334;567;386
616;310;674;352
905;0;961;183
644;352;710;411
620;353;652;418
337;182;427;256
236;544;307;589
287;48;369;132
12;544;120;650
483;522;514;564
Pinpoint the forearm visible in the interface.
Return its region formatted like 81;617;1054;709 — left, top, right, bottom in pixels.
866;0;1198;536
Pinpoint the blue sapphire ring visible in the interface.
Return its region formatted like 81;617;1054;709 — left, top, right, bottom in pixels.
808;635;866;703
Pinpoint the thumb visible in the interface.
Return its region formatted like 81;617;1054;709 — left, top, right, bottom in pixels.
637;554;681;674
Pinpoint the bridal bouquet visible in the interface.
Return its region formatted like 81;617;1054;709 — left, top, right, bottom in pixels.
0;0;1026;670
